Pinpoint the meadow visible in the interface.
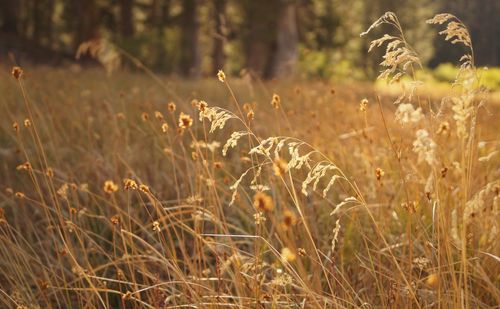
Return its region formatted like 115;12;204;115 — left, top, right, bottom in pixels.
0;13;499;308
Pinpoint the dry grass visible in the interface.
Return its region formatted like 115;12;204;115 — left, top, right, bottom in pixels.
0;13;499;308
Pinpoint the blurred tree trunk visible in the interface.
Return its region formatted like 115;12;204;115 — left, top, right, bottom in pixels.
119;0;134;37
0;0;19;34
180;0;200;77
151;0;171;71
270;1;298;78
74;0;99;49
212;0;226;74
470;0;498;66
243;0;278;77
33;0;55;47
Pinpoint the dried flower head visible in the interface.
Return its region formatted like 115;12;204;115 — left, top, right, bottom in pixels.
16;162;32;171
280;247;296;263
425;273;439;288
110;215;120;225
282;209;297;230
273;157;288;177
141;112;149;122
197;100;208;112
178;112;193;129
45;168;54;178
375;167;385;181
12;66;23;79
161;123;169;133
359;98;368;112
247;109;255;121
168;102;176;113
154;111;164;121
297;248;307;257
15;192;26;199
217;70;226;82
271;94;281;109
436;121;450;135
139;184;150;194
103;180;118;194
23;119;31;128
253;191;273;212
152;221;161;232
12;122;19;132
123;178;138;190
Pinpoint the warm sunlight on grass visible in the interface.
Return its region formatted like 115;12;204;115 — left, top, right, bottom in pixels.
0;12;499;308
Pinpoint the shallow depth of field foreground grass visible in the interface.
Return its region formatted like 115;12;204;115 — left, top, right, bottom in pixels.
1;13;499;309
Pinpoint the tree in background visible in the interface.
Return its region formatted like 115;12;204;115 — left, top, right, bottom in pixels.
211;0;226;74
179;0;201;77
1;0;500;77
271;0;299;78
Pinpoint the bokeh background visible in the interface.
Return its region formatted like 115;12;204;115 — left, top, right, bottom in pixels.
1;0;499;82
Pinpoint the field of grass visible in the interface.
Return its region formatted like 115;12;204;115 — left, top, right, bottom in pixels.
0;13;499;309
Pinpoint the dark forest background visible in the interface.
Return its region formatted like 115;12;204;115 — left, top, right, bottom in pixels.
1;0;499;79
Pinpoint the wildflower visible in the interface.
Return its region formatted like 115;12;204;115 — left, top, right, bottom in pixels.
161;123;169;132
24;119;31;128
253;191;273;212
375;167;385;181
280;247;296;263
359;98;368;112
12;66;23;79
103;180;118;194
273;157;288;177
395;103;423;124
271;93;281;109
123;178;138;190
217;69;226;82
167;102;176;113
178;112;193;129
